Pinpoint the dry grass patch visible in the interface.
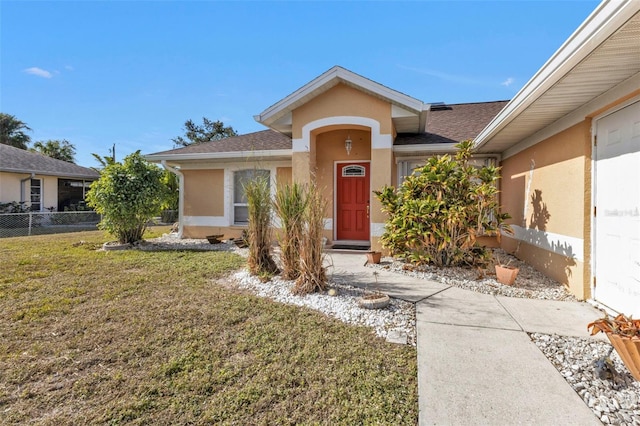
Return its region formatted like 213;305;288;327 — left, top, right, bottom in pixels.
0;228;417;424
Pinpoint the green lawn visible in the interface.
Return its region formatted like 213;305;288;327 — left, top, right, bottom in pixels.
0;228;417;424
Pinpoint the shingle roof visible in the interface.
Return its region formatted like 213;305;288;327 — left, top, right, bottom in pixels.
0;144;99;179
149;129;292;156
147;101;508;157
395;100;509;145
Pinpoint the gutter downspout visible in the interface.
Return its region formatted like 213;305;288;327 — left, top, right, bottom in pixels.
20;173;35;204
161;161;184;238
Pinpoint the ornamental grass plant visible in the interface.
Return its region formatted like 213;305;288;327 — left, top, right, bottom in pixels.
244;174;278;278
273;183;307;280
293;181;328;295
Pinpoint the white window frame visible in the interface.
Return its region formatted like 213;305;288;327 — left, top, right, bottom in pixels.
232;169;271;225
397;156;498;185
30;178;43;211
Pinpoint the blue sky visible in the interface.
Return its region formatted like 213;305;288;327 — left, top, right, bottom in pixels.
1;0;599;168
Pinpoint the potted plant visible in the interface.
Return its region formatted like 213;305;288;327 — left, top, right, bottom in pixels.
494;254;519;286
357;271;390;309
365;250;382;264
588;313;640;381
206;234;224;244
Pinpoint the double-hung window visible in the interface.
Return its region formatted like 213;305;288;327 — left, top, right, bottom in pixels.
233;169;270;225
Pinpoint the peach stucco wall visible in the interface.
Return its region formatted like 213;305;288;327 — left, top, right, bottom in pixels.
183;169;224;217
291;83;392;139
500;121;591;298
276;167;292;187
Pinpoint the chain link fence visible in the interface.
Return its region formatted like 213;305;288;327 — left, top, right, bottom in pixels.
0;211;101;238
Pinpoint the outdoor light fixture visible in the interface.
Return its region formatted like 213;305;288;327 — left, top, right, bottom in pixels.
345;134;352;156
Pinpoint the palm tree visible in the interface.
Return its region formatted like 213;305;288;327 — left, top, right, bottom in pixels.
0;113;32;149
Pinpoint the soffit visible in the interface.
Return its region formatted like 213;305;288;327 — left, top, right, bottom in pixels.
476;8;640;154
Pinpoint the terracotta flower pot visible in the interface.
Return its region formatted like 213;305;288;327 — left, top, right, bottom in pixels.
495;265;519;285
606;333;640;381
366;251;382;264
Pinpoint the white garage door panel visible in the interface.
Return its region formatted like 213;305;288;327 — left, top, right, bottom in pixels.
594;100;640;316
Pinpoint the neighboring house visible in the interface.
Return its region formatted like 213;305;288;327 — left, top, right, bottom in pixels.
146;0;639;314
474;0;640;315
0;144;99;211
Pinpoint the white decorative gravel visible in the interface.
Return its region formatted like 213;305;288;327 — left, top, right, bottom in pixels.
532;333;640;425
370;249;577;301
230;270;416;345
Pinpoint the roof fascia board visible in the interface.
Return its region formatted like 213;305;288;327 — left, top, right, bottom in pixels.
473;0;640;149
0;167;98;179
145;149;293;163
500;72;640;160
255;66;425;125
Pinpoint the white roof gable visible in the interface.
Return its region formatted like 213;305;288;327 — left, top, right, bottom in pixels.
254;66;428;136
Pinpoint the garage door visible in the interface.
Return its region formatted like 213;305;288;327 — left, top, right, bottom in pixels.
594;100;640;316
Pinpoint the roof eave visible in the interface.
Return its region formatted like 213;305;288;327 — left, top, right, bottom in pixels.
474;0;640;151
145;149;293;163
393;143;458;156
0;167;98;179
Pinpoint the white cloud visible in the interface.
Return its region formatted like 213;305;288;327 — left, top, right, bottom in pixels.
501;77;515;87
397;64;482;86
24;67;53;78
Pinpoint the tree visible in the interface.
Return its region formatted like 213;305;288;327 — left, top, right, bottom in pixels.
91;144;117;171
172;117;237;147
31;139;76;163
375;140;512;267
85;151;169;244
0;113;32;149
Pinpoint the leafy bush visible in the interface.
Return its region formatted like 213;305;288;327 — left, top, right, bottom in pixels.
375;140;511;267
244;174;278;278
273;183;307;281
85;152;168;244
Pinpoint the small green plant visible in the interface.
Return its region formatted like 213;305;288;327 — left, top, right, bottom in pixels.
294;180;328;295
273;183;307;280
375;140;512;267
244;173;278;277
85;151;169;244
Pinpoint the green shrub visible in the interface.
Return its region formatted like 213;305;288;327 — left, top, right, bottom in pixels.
85;152;168;244
375;140;512;267
273;183;307;281
244;174;278;277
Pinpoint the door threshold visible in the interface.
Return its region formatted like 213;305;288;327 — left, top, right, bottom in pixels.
329;240;371;251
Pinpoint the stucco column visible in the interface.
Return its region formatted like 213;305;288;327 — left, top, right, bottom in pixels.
292;132;316;184
370;147;393;251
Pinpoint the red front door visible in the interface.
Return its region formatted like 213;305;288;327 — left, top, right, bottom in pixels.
336;162;370;241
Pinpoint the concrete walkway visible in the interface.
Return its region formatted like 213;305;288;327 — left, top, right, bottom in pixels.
325;251;604;426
